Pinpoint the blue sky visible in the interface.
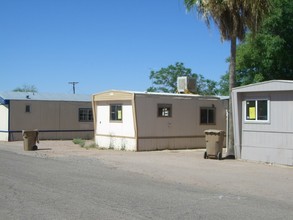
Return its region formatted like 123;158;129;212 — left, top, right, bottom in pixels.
0;0;230;94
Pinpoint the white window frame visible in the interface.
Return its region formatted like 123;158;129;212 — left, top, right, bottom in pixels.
244;99;270;123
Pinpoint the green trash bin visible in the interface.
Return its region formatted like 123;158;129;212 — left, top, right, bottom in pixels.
22;130;39;151
204;129;225;160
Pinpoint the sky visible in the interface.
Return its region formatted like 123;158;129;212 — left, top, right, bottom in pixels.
0;0;230;95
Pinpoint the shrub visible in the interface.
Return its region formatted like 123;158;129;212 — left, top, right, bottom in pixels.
72;138;85;148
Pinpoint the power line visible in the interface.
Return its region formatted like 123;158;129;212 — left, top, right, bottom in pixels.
68;82;79;94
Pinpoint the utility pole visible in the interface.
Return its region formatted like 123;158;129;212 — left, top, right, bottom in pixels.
68;82;79;94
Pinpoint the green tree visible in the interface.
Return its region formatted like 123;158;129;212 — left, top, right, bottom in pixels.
147;62;218;95
217;72;230;96
196;74;218;95
218;0;292;95
236;0;293;84
13;84;38;93
184;0;271;157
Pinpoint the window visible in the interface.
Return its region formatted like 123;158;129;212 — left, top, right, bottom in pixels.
245;99;269;122
79;108;93;122
200;107;216;124
25;105;31;113
110;104;122;121
158;104;172;117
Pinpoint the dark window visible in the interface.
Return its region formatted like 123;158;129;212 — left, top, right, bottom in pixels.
200;107;216;124
257;100;268;120
158;104;172;117
25;105;31;113
79;108;93;122
246;99;269;121
110;104;122;121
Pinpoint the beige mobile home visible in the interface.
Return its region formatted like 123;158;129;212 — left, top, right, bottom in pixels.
232;80;293;166
0;92;94;141
92;90;228;151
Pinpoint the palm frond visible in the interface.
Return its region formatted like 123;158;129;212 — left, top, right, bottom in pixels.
184;0;271;41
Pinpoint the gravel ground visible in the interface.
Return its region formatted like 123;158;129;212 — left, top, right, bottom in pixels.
1;140;292;204
0;140;98;158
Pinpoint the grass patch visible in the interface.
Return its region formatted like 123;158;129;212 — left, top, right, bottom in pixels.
85;143;96;150
73;138;97;150
72;138;85;148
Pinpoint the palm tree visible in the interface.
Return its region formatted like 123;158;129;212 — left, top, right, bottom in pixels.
184;0;271;157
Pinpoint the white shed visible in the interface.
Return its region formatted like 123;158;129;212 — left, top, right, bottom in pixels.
92;90;228;151
232;80;293;166
0;92;94;141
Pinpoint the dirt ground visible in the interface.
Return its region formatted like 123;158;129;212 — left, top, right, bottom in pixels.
1;140;292;203
0;140;100;158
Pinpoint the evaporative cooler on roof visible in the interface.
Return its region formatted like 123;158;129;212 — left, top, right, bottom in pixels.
177;76;197;94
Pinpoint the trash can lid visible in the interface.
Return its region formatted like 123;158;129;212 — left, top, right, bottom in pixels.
22;130;39;136
204;129;225;134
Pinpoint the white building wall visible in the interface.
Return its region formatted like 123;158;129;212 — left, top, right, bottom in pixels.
95;136;136;151
95;103;136;150
0;105;9;141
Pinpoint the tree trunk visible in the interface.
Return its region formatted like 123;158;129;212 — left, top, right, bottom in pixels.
227;36;236;158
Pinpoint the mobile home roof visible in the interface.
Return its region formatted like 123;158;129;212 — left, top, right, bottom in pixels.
92;90;227;101
0;92;91;103
232;80;293;93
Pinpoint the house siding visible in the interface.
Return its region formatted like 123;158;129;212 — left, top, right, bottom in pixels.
240;91;293;165
94;100;136;151
93;91;227;151
135;94;226;151
8;100;94;141
232;80;293;166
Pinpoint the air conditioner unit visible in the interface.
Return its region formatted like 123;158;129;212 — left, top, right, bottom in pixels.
177;77;197;94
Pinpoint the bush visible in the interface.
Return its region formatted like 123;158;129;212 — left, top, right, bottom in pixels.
72;138;85;148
